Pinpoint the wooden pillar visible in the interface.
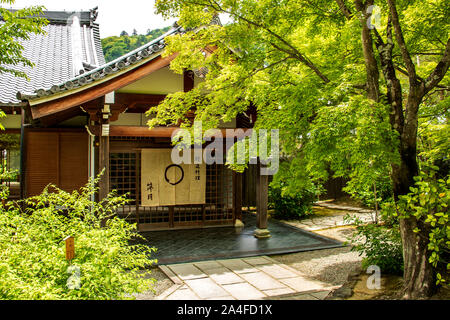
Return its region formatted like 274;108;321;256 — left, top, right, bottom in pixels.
19;109;26;200
183;70;195;92
98;119;110;201
254;159;270;238
169;206;174;228
234;171;243;227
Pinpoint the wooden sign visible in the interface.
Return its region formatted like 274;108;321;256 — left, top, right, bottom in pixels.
141;149;206;206
64;236;75;261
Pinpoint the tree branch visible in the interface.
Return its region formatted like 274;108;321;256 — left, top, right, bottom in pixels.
424;38;450;94
391;63;448;89
335;0;352;20
202;0;330;83
214;55;295;91
386;0;417;82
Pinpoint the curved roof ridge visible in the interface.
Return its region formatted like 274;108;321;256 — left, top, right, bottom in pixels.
3;7;99;26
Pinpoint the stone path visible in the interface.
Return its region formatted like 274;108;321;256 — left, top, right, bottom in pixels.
281;203;376;231
156;256;337;300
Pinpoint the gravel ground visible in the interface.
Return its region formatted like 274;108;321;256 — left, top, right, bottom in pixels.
270;227;363;287
133;267;175;300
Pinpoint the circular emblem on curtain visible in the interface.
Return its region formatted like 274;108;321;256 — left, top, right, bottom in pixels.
164;164;184;186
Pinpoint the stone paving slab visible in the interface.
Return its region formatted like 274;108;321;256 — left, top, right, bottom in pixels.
282;293;319;300
185;278;230;299
239;272;286;291
158;265;183;284
256;263;300;279
310;290;332;299
242;256;273;266
206;268;246;285
166;288;200;300
222;283;267;300
217;259;259;274
207;296;236;300
263;287;296;297
280;276;328;292
168;263;206;281
194;260;224;271
160;256;333;300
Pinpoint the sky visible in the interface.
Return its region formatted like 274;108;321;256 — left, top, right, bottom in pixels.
8;0;177;37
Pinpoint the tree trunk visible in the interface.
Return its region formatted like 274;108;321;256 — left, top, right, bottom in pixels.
355;0;380;102
399;218;436;299
392;96;436;299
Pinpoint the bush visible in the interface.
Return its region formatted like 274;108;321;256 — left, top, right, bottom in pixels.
0;176;156;300
268;185;316;220
345;215;403;275
397;166;449;285
344;173;394;209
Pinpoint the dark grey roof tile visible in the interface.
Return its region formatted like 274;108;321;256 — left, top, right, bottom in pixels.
0;8;106;106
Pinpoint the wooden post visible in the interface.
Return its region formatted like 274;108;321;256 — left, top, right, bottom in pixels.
254;159;270;238
234;171;244;227
19;108;26;200
64;236;75;261
98;119;110;201
183;70;195;92
169;206;174;228
135;152;140;230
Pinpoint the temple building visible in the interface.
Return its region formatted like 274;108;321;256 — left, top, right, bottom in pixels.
0;8;269;236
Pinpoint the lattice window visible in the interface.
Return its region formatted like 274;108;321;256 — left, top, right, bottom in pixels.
110;152;137;203
205;164;233;222
109;149;234;228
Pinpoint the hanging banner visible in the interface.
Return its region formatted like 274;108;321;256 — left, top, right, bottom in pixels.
141;149;206;206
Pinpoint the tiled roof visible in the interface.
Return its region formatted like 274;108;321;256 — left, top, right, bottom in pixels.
0;8;106;106
16;25;183;103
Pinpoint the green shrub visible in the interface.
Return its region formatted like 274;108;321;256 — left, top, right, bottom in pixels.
268;185;316;220
344;173;394;209
0;176;156;300
396;166;449;285
345;215;404;275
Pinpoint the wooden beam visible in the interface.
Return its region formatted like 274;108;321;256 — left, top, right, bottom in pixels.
115;93;167;106
89;125;253;139
0;129;21;134
30;54;177;119
120;126;252;138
